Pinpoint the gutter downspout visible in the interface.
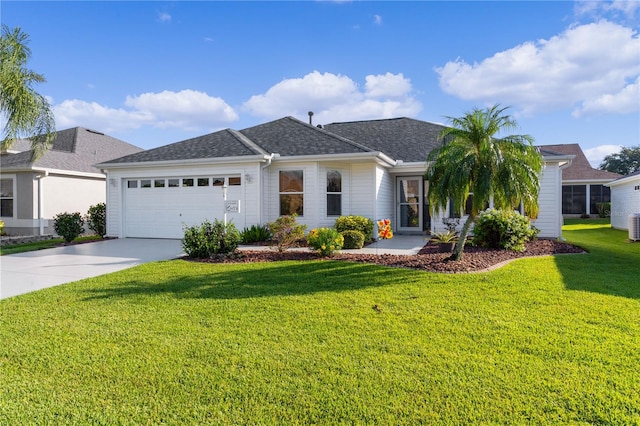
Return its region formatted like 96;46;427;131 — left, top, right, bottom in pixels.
260;153;278;224
35;171;49;235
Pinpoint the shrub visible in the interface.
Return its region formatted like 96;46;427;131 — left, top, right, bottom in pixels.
334;216;374;241
0;220;5;236
307;228;344;256
182;219;240;258
53;212;84;243
267;214;307;252
596;202;611;218
472;209;539;252
341;229;365;249
431;230;458;244
86;203;106;237
240;224;272;244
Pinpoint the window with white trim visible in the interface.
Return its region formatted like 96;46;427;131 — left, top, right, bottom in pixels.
326;170;342;216
0;177;14;217
279;170;303;216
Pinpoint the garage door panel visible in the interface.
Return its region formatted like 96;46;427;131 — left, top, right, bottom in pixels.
124;179;245;238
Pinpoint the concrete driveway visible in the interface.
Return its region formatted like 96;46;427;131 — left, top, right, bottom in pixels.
0;238;184;300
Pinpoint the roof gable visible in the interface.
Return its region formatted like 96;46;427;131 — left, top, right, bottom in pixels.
103;128;266;164
240;116;373;157
0;127;142;174
538;144;621;181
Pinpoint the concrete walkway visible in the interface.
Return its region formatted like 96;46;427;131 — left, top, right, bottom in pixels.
239;234;429;255
0;238;184;300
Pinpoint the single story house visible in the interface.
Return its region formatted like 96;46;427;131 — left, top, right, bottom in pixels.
98;116;573;240
606;170;640;231
538;144;621;217
0;127;142;235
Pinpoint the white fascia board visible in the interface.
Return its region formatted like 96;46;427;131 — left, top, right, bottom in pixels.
272;152;397;167
97;155;271;170
542;154;574;169
391;161;428;174
563;178;621;185
606;173;640;187
1;167;105;179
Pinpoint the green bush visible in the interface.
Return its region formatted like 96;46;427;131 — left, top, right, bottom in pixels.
182;219;241;258
267;214;307;252
472;209;539;252
240;224;272;244
307;228;344;256
86;203;106;237
596;202;611;218
341;229;365;249
334;216;374;241
53;212;84;243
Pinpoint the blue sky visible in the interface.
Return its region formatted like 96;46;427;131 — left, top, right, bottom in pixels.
3;1;639;167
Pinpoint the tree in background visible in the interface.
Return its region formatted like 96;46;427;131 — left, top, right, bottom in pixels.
425;105;543;260
599;146;640;175
0;25;55;161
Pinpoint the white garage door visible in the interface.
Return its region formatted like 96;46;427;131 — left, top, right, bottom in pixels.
124;176;244;238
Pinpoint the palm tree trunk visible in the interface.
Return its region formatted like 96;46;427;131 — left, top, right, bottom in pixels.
451;214;475;261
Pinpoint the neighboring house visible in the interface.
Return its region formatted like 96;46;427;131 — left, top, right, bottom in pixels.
98;116;573;240
606;170;640;231
0;127;143;236
538;144;621;217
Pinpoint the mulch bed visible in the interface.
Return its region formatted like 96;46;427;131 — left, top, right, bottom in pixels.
188;239;585;273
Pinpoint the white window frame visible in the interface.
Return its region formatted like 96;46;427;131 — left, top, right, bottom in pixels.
326;169;342;217
279;170;304;216
0;175;16;218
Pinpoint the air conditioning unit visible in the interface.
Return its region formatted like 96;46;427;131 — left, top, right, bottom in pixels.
629;213;640;241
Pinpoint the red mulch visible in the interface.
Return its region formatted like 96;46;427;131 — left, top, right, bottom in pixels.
187;239;585;273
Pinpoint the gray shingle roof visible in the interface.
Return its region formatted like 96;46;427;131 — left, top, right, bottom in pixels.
240;116;374;156
103;128;264;164
0;127;142;174
322;117;447;163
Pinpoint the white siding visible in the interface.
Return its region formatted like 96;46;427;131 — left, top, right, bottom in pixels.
350;163;376;220
532;162;563;238
375;166;394;226
610;176;640;230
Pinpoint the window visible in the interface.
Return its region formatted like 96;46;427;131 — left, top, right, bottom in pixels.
197;178;210;187
127;180;138;188
279;170;303;216
212;178;224;186
0;177;14;217
562;185;586;214
182;178;194;187
168;179;179;188
326;170;342;216
229;176;242;186
589;184;611;214
154;179;165;188
141;180;151;188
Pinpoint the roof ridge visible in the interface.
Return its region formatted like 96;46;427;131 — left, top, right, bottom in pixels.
227;129;269;156
283;116;377;153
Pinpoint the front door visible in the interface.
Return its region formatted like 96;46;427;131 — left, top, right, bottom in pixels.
397;177;422;232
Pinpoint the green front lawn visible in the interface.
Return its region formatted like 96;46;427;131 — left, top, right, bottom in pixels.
1;224;638;424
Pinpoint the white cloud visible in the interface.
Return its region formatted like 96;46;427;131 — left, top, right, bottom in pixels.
436;21;640;117
242;71;421;124
584;144;623;167
373;14;382;25
575;0;640;20
574;75;640;116
158;12;171;23
53;90;238;133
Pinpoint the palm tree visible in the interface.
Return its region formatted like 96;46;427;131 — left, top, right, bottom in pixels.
425;105;543;260
1;25;55;161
